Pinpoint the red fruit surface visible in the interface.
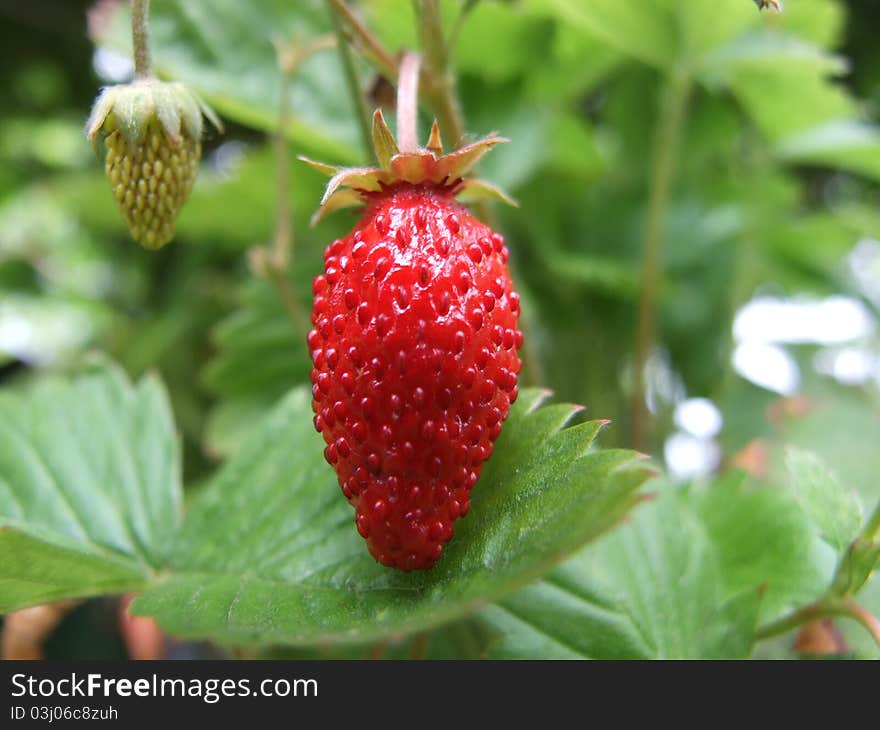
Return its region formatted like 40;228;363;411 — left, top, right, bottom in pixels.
308;184;522;570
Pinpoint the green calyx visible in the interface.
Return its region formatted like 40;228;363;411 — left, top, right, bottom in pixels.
300;109;516;224
86;79;222;150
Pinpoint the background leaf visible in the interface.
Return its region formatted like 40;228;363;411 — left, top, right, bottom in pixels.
0;363;182;612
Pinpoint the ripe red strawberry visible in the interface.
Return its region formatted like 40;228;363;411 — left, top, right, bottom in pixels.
303;111;522;571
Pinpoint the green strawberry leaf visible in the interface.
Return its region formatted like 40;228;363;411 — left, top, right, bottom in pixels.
785;447;863;555
475;472;832;659
0;363;182;612
133;387;651;646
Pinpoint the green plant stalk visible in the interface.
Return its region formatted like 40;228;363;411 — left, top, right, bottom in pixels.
326;0;373;161
445;0;480;56
396;52;422;153
131;0;152;80
756;596;880;650
864;500;880;542
273;65;294;271
632;70;692;453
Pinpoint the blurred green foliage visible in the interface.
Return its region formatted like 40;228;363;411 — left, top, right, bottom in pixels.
1;0;879;658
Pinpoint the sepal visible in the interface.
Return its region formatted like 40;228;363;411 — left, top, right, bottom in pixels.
300;107;513;224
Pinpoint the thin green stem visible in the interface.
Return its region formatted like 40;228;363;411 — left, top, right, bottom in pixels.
131;0;152;80
756;500;880;651
412;0;542;387
326;0;373;160
273;66;293;272
632;70;692;453
756;596;880;651
328;0;398;81
714;240;759;403
415;0;466;148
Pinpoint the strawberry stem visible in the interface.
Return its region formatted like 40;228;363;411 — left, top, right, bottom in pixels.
396;52;422;154
131;0;152;80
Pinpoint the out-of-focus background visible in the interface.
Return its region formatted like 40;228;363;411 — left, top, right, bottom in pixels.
0;0;878;658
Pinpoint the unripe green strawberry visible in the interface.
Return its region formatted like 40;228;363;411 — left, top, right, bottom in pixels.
302;112;520;570
86;79;221;250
